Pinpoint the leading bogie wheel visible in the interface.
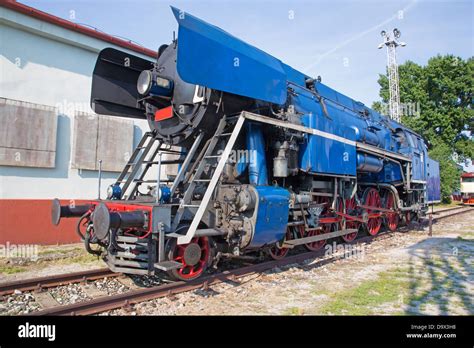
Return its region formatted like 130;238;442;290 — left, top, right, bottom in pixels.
166;236;212;281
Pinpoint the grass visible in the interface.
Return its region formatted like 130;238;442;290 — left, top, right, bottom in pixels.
38;246;83;256
318;238;473;315
425;257;445;268
319;268;412;315
322;272;410;315
457;233;474;240
0;264;27;275
55;253;100;265
0;245;102;276
283;307;304;315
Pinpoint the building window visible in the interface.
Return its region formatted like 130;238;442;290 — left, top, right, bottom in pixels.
71;112;133;172
0;98;58;168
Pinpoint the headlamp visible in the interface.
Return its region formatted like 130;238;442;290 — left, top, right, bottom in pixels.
137;70;152;95
107;184;122;200
137;70;173;97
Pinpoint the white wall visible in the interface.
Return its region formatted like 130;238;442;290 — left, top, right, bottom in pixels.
0;7;157;199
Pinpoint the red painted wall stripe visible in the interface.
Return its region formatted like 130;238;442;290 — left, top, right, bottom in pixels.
0;199;84;245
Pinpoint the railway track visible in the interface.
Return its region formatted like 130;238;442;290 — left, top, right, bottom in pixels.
32;233;385;316
428;205;472;222
2;205;472;316
0;268;118;296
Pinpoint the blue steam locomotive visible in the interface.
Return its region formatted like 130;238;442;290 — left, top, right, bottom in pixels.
52;7;440;280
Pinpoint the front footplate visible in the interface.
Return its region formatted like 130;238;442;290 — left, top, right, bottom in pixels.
105;235;155;275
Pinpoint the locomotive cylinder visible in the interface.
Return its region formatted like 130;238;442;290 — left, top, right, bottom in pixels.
235;188;257;212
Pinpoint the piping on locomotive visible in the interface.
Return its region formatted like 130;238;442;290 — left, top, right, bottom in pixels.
51;7;441;280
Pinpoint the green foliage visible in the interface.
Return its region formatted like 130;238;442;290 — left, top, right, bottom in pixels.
0;264;27;274
372;55;473;202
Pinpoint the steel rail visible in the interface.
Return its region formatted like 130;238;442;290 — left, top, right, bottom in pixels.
430;206;474;223
431;205;470;215
0;268;119;296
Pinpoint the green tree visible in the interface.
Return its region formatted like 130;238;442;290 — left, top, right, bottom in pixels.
372;55;473;202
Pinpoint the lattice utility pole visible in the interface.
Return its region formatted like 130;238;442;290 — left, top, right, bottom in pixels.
378;28;406;123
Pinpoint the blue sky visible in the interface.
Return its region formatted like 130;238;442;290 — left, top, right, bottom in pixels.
20;0;473;107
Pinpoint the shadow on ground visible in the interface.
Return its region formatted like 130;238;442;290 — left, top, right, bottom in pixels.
405;237;473;315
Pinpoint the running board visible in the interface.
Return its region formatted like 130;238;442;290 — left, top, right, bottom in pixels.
167;228;227;239
282;228;358;248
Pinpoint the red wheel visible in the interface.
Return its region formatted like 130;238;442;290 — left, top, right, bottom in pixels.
383;191;399;231
341;196;359;242
301;223;330;251
335;197;345;230
268;228;292;260
362;188;382;236
167;237;211;281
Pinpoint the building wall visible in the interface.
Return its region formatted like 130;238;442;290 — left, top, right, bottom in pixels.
0;6;158;244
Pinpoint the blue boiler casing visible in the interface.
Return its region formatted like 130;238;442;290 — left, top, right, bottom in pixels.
170;6;439;189
168;5;441;194
376;162;403;182
297;94;357;176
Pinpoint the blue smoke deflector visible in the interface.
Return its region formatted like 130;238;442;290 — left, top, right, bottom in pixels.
171;6;287;105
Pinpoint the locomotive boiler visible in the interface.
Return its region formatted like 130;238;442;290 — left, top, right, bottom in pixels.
52;7;441;280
